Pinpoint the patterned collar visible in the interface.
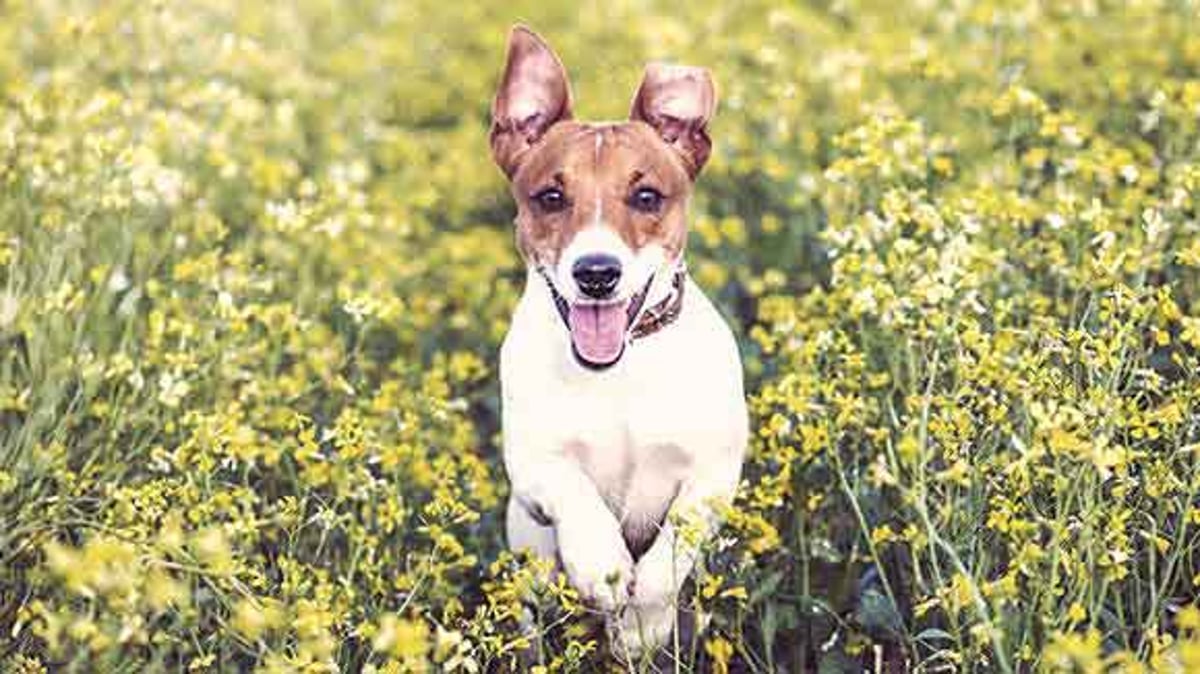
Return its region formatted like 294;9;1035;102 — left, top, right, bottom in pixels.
629;266;686;340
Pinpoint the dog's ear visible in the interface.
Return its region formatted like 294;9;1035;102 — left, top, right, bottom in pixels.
490;26;573;178
629;63;717;177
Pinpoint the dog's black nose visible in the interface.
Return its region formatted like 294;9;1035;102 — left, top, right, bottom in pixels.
572;254;622;299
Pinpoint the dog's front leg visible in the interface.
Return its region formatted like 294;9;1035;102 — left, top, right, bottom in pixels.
508;453;634;611
636;455;740;607
614;447;742;653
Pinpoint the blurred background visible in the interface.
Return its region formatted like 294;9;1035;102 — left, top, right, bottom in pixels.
2;1;1200;671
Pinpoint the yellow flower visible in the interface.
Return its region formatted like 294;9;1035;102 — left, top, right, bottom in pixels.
1066;602;1087;624
373;616;430;671
231;598;283;642
705;637;734;674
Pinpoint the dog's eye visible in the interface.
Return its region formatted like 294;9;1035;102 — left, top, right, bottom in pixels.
629;186;665;213
532;187;568;213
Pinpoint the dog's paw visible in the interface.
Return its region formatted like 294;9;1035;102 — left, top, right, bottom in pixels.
557;526;634;611
607;602;676;661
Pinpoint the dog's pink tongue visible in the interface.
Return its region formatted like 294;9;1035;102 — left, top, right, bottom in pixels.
568;302;626;364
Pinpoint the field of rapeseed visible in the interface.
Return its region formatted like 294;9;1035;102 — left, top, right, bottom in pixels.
3;1;1200;671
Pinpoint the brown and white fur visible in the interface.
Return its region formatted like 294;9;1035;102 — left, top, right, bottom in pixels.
491;26;748;656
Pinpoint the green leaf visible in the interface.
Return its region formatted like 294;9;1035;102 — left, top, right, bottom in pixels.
856;588;905;638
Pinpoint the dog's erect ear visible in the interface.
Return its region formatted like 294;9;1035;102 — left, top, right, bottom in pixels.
490;26;573;178
629;63;717;177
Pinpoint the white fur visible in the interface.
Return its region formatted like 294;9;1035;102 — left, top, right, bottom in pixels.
501;257;748;655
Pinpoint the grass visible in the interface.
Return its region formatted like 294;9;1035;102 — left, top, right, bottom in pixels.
2;0;1200;671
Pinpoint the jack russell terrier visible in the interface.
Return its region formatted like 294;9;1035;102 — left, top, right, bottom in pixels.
490;26;748;656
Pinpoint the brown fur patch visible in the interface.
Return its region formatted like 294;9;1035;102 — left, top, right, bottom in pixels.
509;122;693;268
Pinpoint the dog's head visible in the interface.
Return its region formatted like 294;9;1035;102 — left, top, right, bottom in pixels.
490;26;716;370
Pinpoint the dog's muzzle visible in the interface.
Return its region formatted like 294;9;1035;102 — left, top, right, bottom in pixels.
537;267;656;370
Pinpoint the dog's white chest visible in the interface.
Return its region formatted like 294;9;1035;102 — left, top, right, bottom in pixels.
550;373;696;534
501;274;746;554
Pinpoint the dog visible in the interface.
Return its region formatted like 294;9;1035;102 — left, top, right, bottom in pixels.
490;26;748;657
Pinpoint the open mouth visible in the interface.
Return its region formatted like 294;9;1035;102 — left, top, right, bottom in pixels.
543;273;654;370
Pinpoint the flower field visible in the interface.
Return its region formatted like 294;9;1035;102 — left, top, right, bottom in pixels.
3;0;1200;671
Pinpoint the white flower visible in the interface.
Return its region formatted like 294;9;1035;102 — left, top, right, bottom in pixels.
0;292;17;329
1061;124;1084;147
1142;207;1168;244
265;200;305;231
157;371;190;408
343;295;379;324
127;147;185;207
107;267;130;293
1091;230;1116;250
